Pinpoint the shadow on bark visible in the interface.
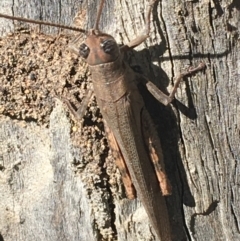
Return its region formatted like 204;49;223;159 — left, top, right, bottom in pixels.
122;0;233;239
0;233;4;241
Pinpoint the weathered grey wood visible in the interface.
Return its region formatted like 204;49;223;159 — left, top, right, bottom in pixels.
0;106;98;241
0;0;239;241
0;0;86;35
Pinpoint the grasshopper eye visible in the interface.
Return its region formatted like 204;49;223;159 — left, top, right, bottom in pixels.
79;43;90;58
101;39;116;54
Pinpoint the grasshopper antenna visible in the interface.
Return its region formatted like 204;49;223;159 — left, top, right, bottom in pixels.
93;0;105;30
0;13;87;34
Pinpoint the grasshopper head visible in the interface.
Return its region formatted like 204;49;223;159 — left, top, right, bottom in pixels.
76;0;120;65
78;30;120;66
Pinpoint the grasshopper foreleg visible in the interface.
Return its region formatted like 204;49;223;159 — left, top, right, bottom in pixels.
59;89;93;121
120;0;157;51
168;62;206;101
141;62;206;106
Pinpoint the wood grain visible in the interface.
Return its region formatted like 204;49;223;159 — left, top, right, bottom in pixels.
0;0;239;240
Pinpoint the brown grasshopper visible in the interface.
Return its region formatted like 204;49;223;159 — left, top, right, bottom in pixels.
0;1;205;240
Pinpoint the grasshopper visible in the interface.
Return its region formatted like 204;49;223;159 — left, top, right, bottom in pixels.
0;0;205;240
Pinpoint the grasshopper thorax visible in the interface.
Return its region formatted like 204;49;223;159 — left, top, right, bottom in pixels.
79;30;120;66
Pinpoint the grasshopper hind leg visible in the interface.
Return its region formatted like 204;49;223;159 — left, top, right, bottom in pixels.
104;121;136;200
141;109;172;196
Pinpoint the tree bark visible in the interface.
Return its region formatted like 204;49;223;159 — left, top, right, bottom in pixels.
0;0;239;241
